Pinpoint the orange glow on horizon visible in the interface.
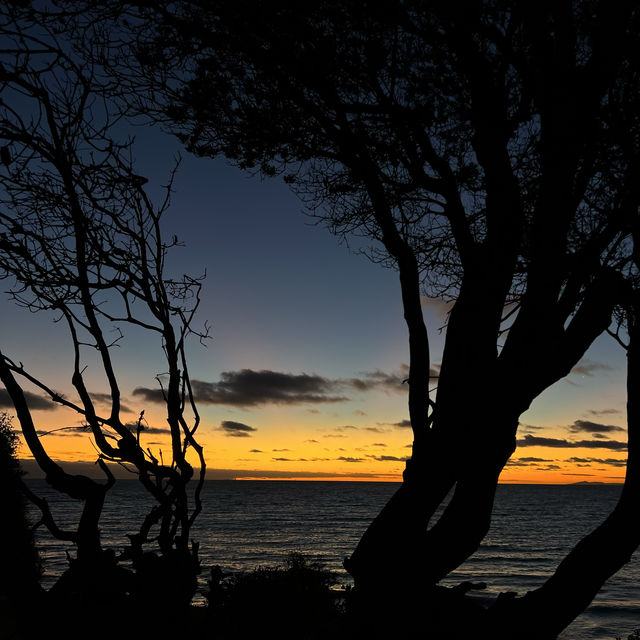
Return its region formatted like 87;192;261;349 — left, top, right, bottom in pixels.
9;402;628;485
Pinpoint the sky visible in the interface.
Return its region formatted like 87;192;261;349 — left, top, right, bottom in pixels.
0;126;631;484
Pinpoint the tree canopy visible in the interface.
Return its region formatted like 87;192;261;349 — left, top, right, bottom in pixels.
0;4;206;626
86;1;640;636
4;1;640;637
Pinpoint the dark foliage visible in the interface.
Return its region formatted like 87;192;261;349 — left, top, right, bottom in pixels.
4;2;640;637
79;1;640;636
204;553;348;640
0;413;42;633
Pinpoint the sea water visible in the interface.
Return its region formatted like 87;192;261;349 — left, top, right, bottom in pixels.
24;480;640;640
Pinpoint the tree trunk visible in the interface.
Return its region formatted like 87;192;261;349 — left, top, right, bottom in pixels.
485;308;640;640
0;350;110;577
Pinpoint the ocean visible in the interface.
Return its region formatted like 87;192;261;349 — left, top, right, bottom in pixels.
24;479;640;640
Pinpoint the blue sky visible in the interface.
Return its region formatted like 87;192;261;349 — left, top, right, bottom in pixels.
1;124;630;482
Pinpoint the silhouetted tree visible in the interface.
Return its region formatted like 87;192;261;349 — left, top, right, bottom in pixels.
0;5;207;623
0;411;42;630
43;1;640;636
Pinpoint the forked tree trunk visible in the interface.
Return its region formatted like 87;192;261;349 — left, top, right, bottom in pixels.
485;310;640;640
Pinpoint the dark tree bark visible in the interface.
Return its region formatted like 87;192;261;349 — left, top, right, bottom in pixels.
0;352;110;567
46;0;640;634
0;413;42;609
0;6;207;614
482;296;640;639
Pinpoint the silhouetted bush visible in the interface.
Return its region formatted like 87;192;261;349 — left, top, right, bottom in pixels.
0;412;42;633
205;552;348;639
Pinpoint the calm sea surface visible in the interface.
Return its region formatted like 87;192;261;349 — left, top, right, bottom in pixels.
24;480;640;640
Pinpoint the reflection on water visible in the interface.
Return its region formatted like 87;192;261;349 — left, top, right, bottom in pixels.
25;480;639;640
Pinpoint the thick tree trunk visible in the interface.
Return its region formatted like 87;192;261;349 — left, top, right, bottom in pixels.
345;276;619;630
344;441;455;588
485;309;640;640
345;284;518;592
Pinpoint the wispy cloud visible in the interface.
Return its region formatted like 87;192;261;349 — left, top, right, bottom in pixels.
568;420;624;435
1;388;55;411
517;434;627;450
567;456;627;468
570;359;614;377
586;408;621;416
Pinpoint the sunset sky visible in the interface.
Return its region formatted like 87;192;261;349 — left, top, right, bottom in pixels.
0;127;630;484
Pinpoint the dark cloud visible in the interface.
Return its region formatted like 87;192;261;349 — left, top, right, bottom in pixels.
371;443;387;447
517;434;627;450
586;408;621;416
367;455;410;462
36;425;90;438
134;369;350;407
518;423;544;433
364;427;387;433
133;365;415;409
572;440;627;450
345;367;408;393
393;419;412;428
506;456;558;468
131;387;167;403
568;420;624;434
518;435;580;448
1;387;135;414
568;456;627;468
219;420;257;437
249;449;263;453
1;388;55;411
337;456;365;463
304;439;319;444
124;422;171;435
272;448;290;452
570;360;614;377
137;426;171;435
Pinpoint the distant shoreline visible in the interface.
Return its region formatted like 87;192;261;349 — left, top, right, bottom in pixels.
18;459;623;485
